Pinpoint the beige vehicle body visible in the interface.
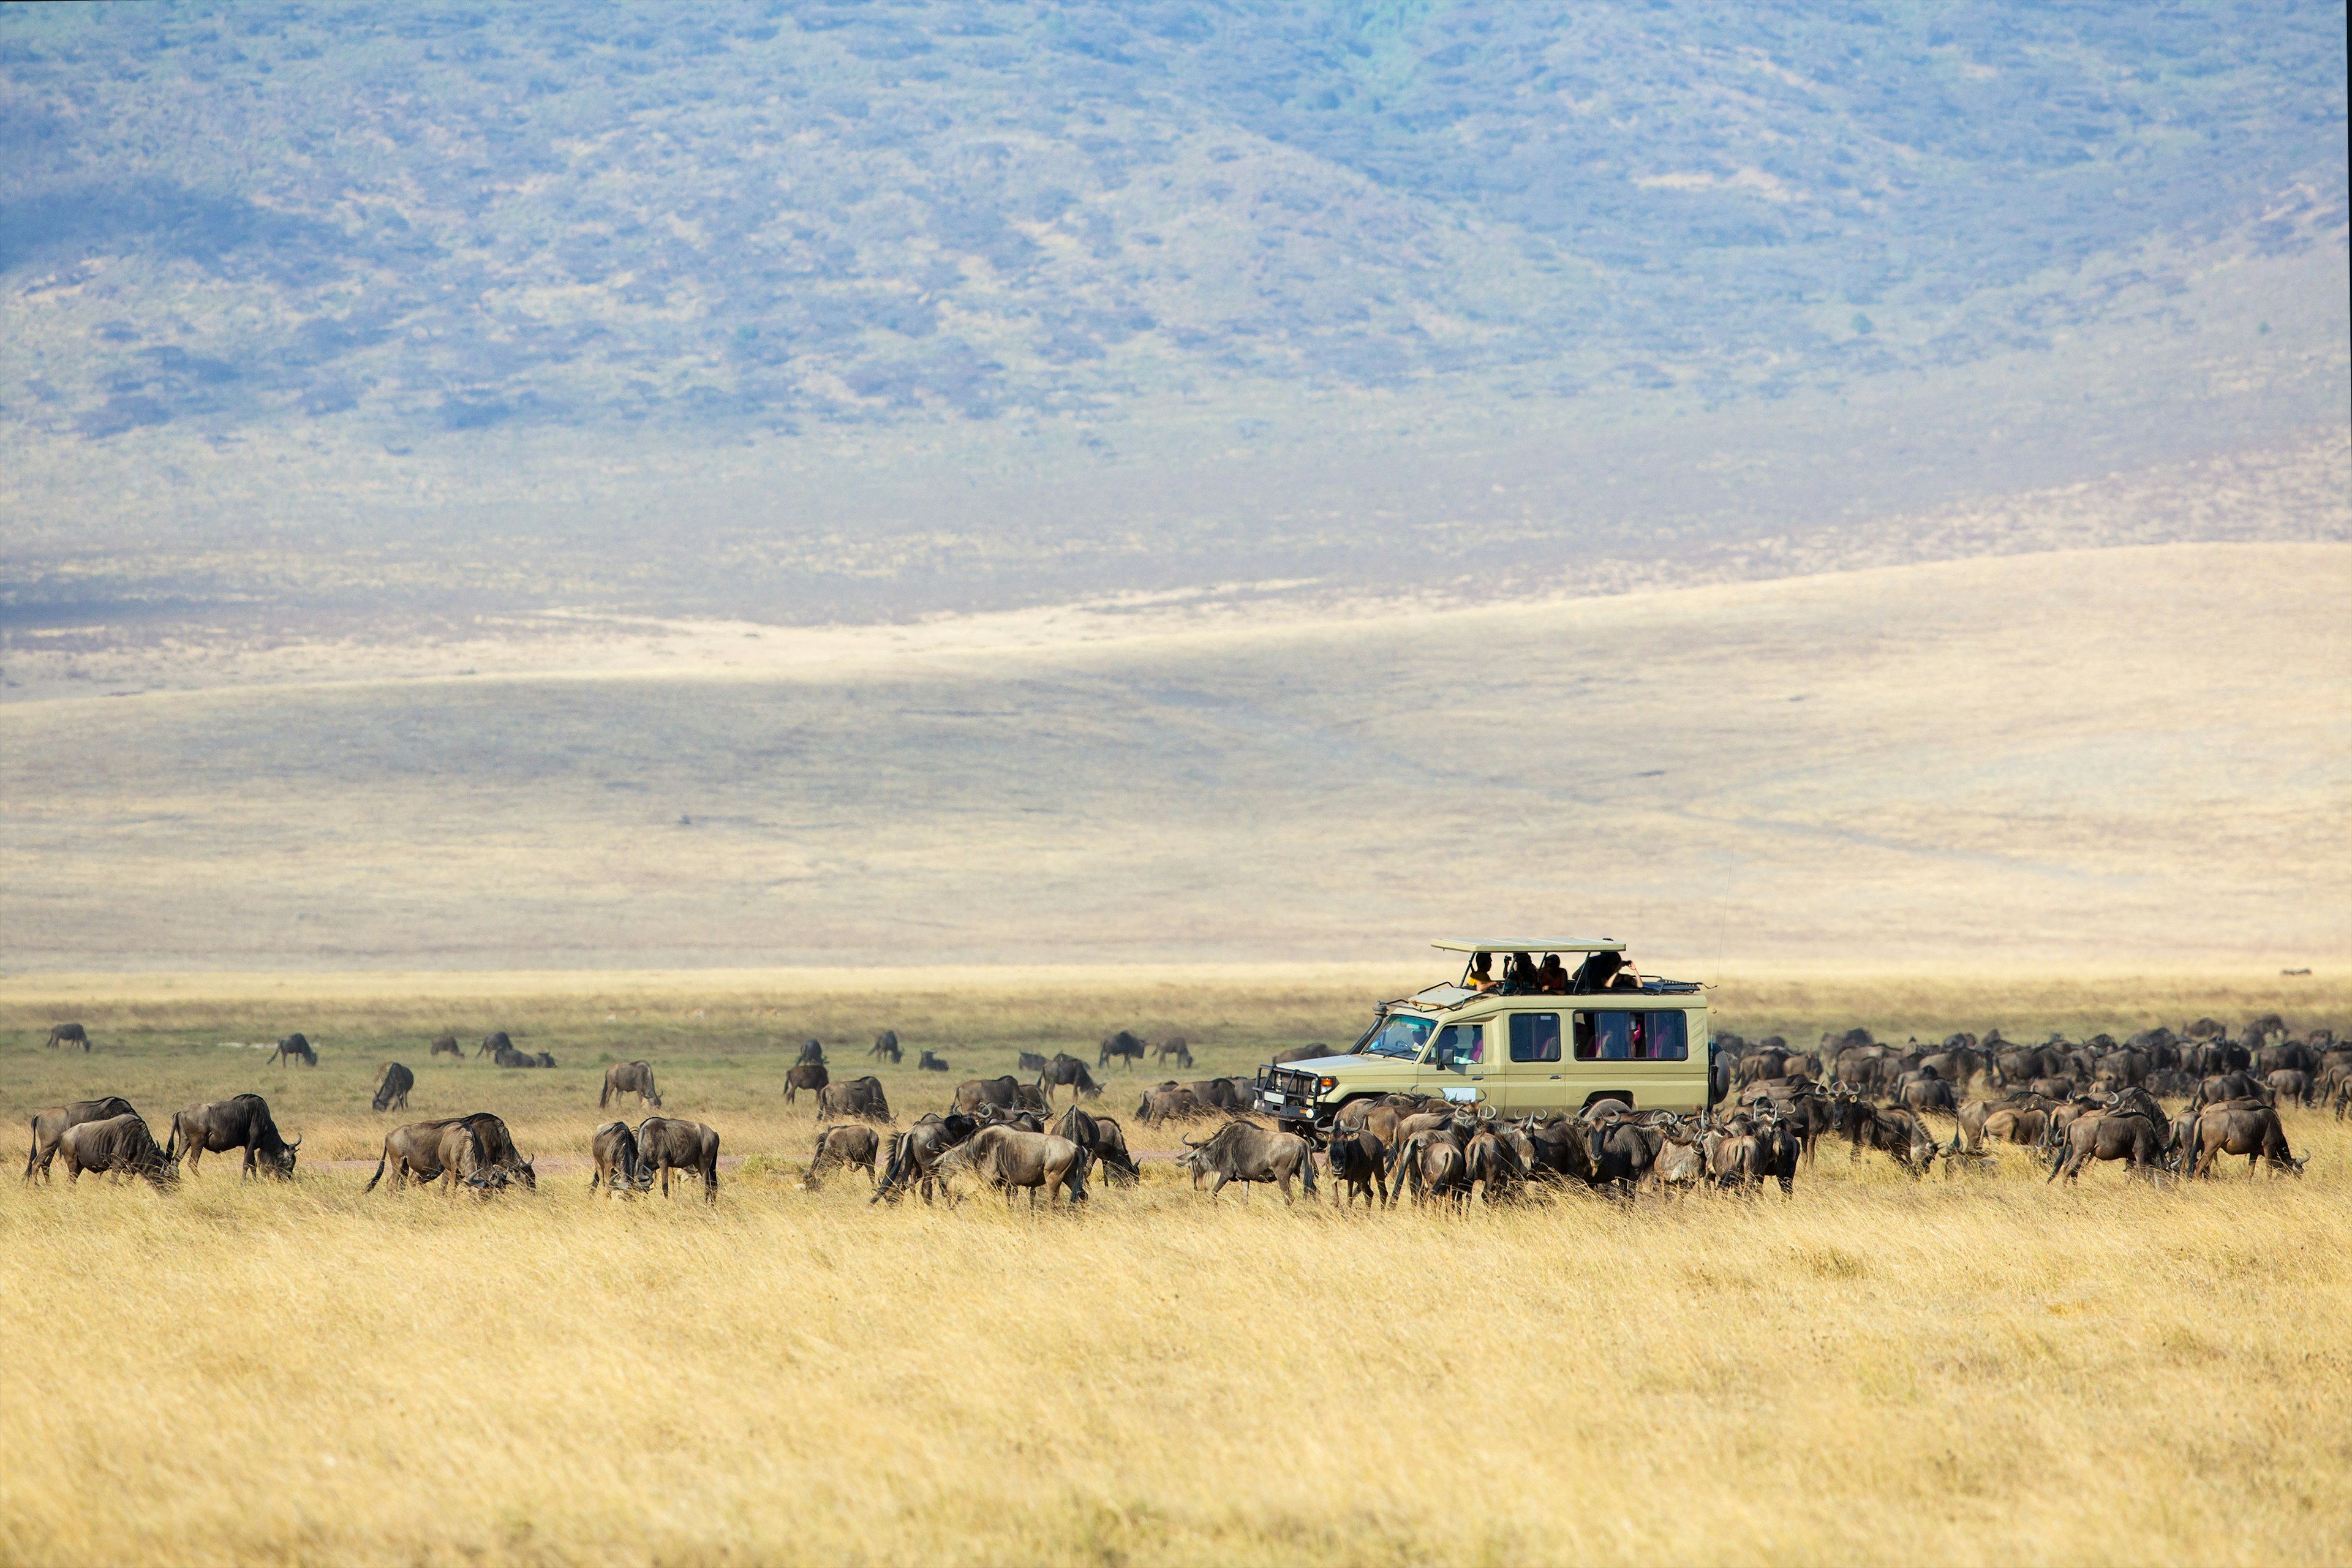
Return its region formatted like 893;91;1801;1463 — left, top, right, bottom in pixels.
1254;940;1709;1139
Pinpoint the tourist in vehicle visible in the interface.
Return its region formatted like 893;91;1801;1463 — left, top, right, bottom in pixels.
1464;952;1498;992
1570;950;1642;993
1536;954;1568;993
1504;951;1537;991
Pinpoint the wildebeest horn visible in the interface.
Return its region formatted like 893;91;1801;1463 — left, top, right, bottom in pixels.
1182;1136;1204;1148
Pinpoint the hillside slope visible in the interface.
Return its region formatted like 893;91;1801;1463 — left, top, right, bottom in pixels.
4;541;2343;970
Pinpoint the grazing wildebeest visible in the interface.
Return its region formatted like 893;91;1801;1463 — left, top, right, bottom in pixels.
1390;1130;1469;1207
167;1100;301;1185
1522;1115;1599;1186
429;1034;464;1060
1050;1105;1140;1185
783;1062;829;1103
1098;1030;1147;1070
1325;1129;1390;1208
590;1120;643;1196
1036;1054;1102;1103
2187;1104;2305;1178
1844;1103;1939;1175
1463;1125;1528;1204
600;1060;662;1109
365;1114;534;1194
1180;1120;1317;1202
803;1125;881;1188
372;1062;414;1114
816;1076;891;1122
1134;1085;1205;1125
45;1023;90;1052
1152;1036;1194;1069
918;1050;949;1072
2266;1069;2313;1108
2192;1071;2270;1110
270;1033;317;1067
1270;1042;1333;1066
25;1097;140;1182
869;1031;901;1065
477;1031;513;1059
1016;1051;1050;1074
1893;1072;1959;1122
59;1115;178;1189
954;1076;1029;1115
1180;1077;1245;1114
2047;1112;2169;1183
635;1117;721;1202
1975;1105;2052;1152
872;1112;980;1204
931;1126;1090;1207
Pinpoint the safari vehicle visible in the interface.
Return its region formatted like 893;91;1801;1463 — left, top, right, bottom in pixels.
1253;940;1708;1142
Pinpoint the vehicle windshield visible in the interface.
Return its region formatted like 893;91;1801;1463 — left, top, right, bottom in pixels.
1359;1014;1437;1060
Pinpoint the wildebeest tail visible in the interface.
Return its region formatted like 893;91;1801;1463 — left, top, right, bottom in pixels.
1300;1142;1318;1194
162;1114;180;1164
363;1139;392;1193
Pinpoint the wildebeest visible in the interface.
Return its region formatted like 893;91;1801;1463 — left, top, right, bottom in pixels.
2046;1110;2169;1183
1584;1114;1657;1194
816;1076;891;1123
869;1031;901;1064
918;1050;949;1072
635;1116;721;1202
1325;1128;1390;1208
2191;1071;2270;1110
1099;1030;1147;1070
270;1033;317;1067
372;1062;414;1114
2266;1069;2313;1108
794;1038;827;1066
1134;1084;1205;1124
953;1076;1036;1116
45;1023;89;1052
2187;1104;2305;1178
1050;1105;1140;1184
59;1115;178;1189
477;1031;513;1059
1152;1036;1194;1069
803;1125;881;1188
1017;1051;1050;1074
1391;1129;1469;1207
365;1114;535;1194
1463;1124;1528;1204
783;1061;829;1103
590;1120;643;1196
1270;1043;1333;1065
1036;1054;1102;1103
930;1125;1090;1206
1842;1103;1939;1175
872;1112;980;1204
1178;1120;1317;1201
25;1097;140;1182
600;1060;662;1109
429;1034;464;1060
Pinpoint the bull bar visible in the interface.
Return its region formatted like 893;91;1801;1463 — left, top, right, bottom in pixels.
1253;1064;1329;1145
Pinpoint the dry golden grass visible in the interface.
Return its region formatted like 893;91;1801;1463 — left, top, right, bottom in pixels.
3;969;2349;1566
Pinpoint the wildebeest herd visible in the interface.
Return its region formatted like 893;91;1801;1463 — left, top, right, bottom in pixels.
18;1018;2337;1210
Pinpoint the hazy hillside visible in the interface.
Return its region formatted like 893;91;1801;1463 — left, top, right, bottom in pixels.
2;1;2345;626
4;543;2343;970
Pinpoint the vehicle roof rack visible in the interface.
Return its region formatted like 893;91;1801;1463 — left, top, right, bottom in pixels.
1431;938;1626;954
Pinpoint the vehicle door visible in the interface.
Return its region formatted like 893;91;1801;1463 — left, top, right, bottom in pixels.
1496;1010;1568;1112
1567;1007;1700;1112
1425;1022;1490;1104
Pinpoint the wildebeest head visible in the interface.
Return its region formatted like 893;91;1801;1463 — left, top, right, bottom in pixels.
266;1136;301;1178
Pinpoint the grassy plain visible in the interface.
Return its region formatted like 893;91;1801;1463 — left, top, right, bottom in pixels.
2;968;2348;1566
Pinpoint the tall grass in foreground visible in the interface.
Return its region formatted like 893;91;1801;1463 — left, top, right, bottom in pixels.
4;1118;2347;1567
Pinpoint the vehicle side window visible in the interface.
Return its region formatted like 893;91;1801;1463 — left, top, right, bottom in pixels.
1435;1023;1484;1068
1574;1011;1691;1061
1509;1013;1561;1063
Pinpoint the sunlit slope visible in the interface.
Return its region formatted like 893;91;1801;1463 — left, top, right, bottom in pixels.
2;542;2343;968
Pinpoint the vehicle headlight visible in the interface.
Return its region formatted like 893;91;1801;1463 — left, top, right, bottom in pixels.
1318;1077;1337;1091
